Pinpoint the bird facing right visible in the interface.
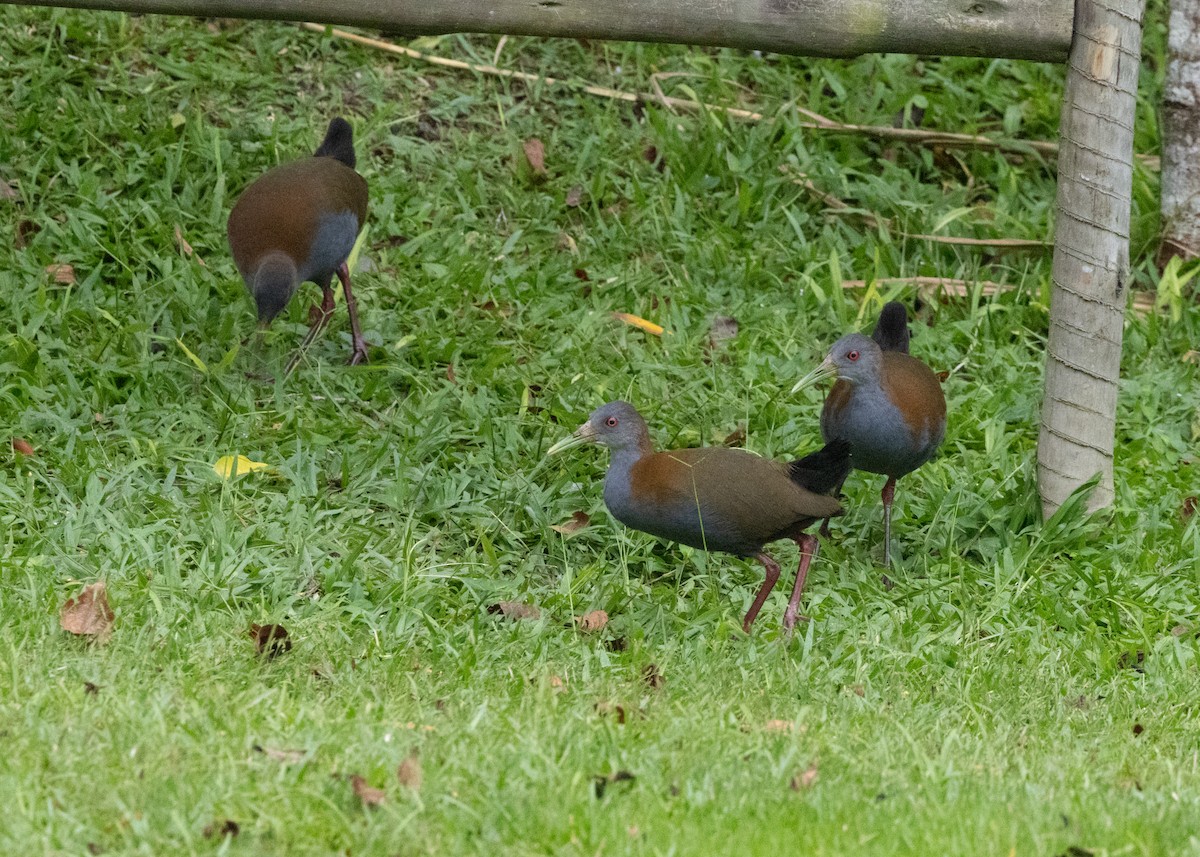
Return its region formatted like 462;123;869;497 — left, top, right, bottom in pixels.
792;302;946;567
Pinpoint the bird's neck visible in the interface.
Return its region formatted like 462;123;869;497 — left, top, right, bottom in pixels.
604;429;654;485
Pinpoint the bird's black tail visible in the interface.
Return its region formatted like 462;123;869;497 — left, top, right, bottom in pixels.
314;116;357;169
871;301;910;354
788;438;851;496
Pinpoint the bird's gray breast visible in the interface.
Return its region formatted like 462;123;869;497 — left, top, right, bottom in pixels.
823;385;934;477
299;210;360;285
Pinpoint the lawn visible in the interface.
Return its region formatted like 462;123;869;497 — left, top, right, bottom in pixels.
2;4;1199;855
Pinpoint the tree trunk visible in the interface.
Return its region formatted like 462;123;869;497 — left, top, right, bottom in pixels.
1038;0;1145;518
1159;0;1200;266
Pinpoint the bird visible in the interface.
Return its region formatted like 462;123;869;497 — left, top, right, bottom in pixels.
547;400;851;633
791;301;946;567
227;116;369;368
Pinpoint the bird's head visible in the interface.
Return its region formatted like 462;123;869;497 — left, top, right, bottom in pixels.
547;400;649;456
791;333;882;393
251;252;299;326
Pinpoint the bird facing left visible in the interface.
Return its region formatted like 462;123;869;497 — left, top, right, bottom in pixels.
227;116;370;367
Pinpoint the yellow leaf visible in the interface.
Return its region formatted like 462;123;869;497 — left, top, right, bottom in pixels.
612;312;667;336
213;455;271;480
176;338;208;374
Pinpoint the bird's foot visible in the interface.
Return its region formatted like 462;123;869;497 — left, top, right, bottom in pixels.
782;610;811;637
347;343;368;366
881;573;894;591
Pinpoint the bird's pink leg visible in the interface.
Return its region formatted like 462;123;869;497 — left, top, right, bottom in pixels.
881;476;897;568
337;262;369;366
744;552;781;633
783;534;819;635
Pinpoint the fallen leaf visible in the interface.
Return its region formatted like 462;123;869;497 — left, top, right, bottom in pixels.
60;582;114;642
575;610;608;633
523;138;547;175
202;820;239;838
1118;650;1145;672
551;511;590;536
595;701;626;723
253;745;306;764
487;601;541;620
573;268;590;281
565;185;583;207
593;770;636;798
1182;496;1197;520
557;231;579;254
397;749;423;791
763;719;794;733
612;312;666;336
446;363;457;385
722;425;746;447
84;681;100;695
249;623;292;658
705;315;739;353
173;225;207;267
1182;350;1199;364
642;663;665;690
45;264;76;284
935;369;950;383
548;674;567;690
350;774;386;807
15;218;39;248
0;178;16;200
11;438;34;456
790;760;819;791
213;455;271;479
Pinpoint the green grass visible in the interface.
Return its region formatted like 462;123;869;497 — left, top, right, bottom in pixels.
3;4;1200;855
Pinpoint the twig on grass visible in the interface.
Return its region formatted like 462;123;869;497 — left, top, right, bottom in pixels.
303;23;1140;163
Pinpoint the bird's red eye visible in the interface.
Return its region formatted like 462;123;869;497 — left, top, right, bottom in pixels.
605;416;618;428
847;350;860;361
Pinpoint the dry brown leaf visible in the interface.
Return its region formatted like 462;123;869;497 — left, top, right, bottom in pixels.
202;819;240;838
551;511;590;536
722;425;747;447
173;225;207;267
565;185;584;207
0;178;16;200
642;663;665;690
487;601;541;620
575;609;608;633
763;719;794;733
11;438;34;456
1182;496;1197;521
790;760;819;791
249;623;292;658
397;749;423;791
445;363;457;385
46;264;76;285
706;315;739;352
557;231;579;255
523;138;547;175
595;701;626;723
1183;350;1200;364
60;582;114;642
254;745;305;764
593;769;636;798
548;674;567;690
350;774;386;807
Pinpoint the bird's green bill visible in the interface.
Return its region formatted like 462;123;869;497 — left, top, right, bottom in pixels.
790;357;837;394
546;424;597;456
